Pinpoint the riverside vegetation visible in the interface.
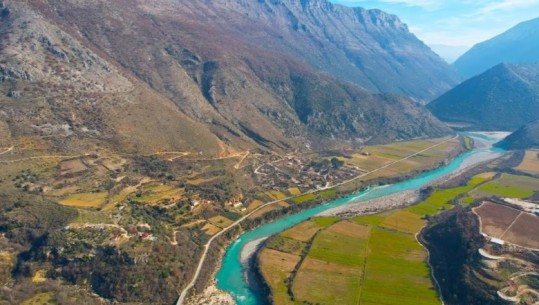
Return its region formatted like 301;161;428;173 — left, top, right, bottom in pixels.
256;148;539;305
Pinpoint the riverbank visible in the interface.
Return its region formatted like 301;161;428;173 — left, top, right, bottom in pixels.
317;189;420;217
213;139;504;305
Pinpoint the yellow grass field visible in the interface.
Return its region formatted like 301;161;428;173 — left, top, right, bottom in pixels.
31;270;47;283
258;249;301;305
201;223;222;236
208;215;234;228
287;187;301;196
515;150;539;175
265;190;288;201
134;183;184;205
246;199;264;212
280;220;323;242
59;192;108;208
248;203;282;219
21;293;55;305
380;210;425;234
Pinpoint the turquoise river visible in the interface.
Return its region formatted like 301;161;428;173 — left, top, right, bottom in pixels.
216;134;505;305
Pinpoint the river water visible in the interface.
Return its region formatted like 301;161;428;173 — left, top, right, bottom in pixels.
215;135;505;305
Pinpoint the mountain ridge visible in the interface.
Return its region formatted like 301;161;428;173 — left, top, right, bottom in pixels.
454;17;539;79
0;0;453;155
427;63;539;131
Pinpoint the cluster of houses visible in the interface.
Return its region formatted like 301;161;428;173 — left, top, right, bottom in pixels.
255;154;361;192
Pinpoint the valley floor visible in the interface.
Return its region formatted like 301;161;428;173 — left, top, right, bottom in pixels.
255;141;539;305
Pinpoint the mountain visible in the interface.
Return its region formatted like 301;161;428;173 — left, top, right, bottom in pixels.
454;17;539;79
0;0;453;155
427;63;539;131
497;120;539;149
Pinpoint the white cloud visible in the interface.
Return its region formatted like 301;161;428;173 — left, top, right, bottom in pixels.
480;0;539;13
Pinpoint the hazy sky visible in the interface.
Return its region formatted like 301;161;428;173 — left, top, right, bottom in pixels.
329;0;539;48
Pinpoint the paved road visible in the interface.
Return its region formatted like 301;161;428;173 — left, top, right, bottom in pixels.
176;136;459;304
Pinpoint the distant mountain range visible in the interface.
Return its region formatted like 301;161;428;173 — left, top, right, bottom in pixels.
0;0;455;155
430;44;470;64
454;17;539;79
498;120;539;150
428;63;539;131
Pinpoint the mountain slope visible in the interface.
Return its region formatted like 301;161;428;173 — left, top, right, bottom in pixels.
427;63;539;131
38;0;459;102
497;120;539;149
454;17;539;79
0;0;452;155
0;0;225;155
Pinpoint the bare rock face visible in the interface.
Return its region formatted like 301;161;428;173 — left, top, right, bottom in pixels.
186;285;235;305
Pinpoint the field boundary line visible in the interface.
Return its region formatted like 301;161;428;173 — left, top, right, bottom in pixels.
176;135;458;305
356;226;372;305
499;212;524;240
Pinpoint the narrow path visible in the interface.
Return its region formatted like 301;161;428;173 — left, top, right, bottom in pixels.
0;153;90;163
0;146;14;156
499;212;524;240
176;135;459;305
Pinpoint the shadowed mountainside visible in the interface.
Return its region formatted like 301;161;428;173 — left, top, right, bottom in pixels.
428;63;539;131
498;120;539;150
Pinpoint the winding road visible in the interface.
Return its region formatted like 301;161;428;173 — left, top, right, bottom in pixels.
176;135;459;304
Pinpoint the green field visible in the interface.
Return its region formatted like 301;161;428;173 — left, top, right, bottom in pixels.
259;172;494;305
476;181;534;198
292;193;316;203
312;216;340;227
292;221;370;305
360;227;437;305
406;175;486;216
472;174;539;199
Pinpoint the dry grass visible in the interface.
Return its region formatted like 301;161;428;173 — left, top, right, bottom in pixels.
208;215;234;228
474;202;539;249
515;150;539;175
31;270;47;283
134;183;184;205
287;187;301;196
327;220;370;239
501;213;539;249
21;293;55;305
474;202;521;238
59;192;108;208
248;203;282;219
46;185;80;197
246;199;264;212
201;223;222;236
181;219;206;228
281;220;322;242
380;210;425;234
258;249;301;305
58;158;87;175
187;176;221;185
265;190;288;201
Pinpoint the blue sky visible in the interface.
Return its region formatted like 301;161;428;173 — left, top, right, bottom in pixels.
329;0;539;48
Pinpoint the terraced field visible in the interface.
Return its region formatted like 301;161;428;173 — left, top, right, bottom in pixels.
258;174;491;305
338;136;460;181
